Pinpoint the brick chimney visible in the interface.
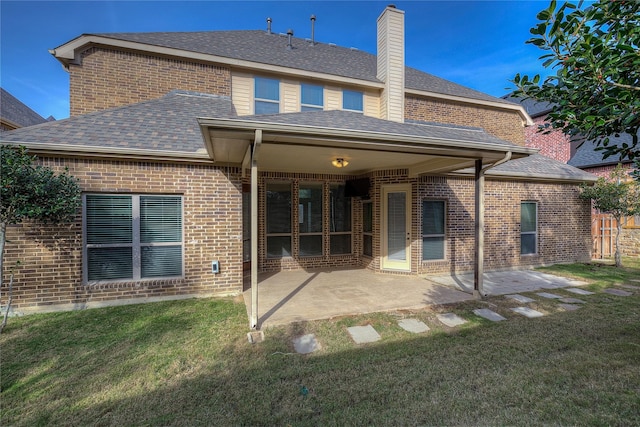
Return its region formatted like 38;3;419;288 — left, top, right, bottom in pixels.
377;5;405;123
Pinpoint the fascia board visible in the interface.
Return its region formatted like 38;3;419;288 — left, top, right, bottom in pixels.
405;88;535;126
198;117;538;156
0;141;213;163
50;35;385;89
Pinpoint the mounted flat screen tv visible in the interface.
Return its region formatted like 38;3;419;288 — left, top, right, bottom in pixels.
344;178;370;199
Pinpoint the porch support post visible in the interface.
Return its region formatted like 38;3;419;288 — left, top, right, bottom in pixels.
474;159;485;298
474;152;512;298
250;130;262;330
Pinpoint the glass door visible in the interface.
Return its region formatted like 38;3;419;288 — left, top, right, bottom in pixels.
382;184;411;271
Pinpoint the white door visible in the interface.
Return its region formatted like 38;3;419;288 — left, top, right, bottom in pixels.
382;184;411;271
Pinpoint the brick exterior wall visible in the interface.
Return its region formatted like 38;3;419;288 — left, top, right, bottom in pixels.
405;95;526;145
69;47;231;116
1;157;243;311
525;115;572;163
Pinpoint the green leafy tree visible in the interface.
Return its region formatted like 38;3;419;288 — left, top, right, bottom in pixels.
1;145;81;331
579;165;640;267
512;0;640;180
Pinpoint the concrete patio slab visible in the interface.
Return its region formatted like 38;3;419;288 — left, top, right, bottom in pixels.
559;297;586;304
536;292;563;299
506;294;536;304
398;318;430;333
603;288;633;297
566;288;595;295
511;307;544;318
293;334;320;354
244;268;475;328
473;308;506;322
347;325;381;344
427;270;588;295
437;313;467;327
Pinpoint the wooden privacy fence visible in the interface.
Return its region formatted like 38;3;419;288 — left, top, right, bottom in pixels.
592;214;616;259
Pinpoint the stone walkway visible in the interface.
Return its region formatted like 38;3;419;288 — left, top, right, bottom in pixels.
285;284;637;353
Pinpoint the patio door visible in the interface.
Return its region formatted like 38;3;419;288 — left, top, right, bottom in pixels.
382;184;411;271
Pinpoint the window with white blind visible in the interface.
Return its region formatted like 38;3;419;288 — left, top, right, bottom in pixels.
521;201;538;255
83;194;183;282
422;200;446;260
254;77;280;115
301;84;323;111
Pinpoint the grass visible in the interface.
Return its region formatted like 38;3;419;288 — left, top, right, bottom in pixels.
1;261;639;426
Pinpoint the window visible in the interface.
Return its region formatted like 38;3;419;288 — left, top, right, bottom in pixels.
330;184;352;254
266;182;292;258
84;194;183;282
343;89;363;112
299;183;323;256
521;202;538;255
301;84;323;111
422;200;445;260
362;201;373;257
255;77;280;115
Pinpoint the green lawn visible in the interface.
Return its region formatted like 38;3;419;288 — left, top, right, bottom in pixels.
1;260;639;426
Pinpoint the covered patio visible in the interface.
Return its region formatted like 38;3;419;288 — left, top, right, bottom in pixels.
242;268;475;327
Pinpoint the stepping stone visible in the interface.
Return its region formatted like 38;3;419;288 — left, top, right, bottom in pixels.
559;297;586;304
603;288;633;297
536;292;563;299
293;334;320;354
618;284;640;290
510;307;544;318
473;308;506;322
347;325;381;344
437;313;467;327
565;288;595;296
506;294;536;304
559;303;581;311
398;318;430;334
630;279;640;283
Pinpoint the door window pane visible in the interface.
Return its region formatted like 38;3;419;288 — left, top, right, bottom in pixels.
387;192;406;261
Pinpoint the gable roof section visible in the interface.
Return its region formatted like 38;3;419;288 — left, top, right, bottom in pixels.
1;88;48;129
502;93;554;118
0;90;235;160
490;153;596;182
53;30;518;107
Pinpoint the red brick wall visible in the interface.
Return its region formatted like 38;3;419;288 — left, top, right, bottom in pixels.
69;47;231;116
1;157;243;311
405;95;526;145
525;115;572;163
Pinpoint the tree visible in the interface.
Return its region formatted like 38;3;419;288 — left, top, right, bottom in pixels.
0;145;81;332
579;165;640;267
512;0;640;180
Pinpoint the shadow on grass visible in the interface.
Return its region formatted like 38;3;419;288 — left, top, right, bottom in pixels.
2;290;639;426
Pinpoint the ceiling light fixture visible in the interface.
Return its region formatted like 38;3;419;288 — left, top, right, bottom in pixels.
332;158;349;168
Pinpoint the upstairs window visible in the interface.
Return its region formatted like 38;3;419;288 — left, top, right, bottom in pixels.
343;89;363;112
521;202;538;255
255;77;280;115
84;194;183;282
301;84;324;111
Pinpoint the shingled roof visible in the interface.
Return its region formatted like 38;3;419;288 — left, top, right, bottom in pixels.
502;93;554;118
0;90;235;154
64;30;516;105
568;133;638;169
1;88;48;130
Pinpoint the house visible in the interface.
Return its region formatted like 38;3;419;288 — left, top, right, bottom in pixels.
0;88;50;132
505;94;640;258
0;6;596;326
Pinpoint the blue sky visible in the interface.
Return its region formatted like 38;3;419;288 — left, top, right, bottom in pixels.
1;0;555;120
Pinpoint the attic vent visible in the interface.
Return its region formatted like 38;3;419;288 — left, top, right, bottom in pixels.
286;29;294;50
350;47;358;51
328;43;336;47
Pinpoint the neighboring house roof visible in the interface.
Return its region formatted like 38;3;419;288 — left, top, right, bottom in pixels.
1;87;48;129
0;90;235;158
55;30;517;106
568;133;637;169
502;93;554;117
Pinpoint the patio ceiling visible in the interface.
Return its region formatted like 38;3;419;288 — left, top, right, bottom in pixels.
199;117;536;176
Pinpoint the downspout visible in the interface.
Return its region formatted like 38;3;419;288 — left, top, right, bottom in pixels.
250;130;262;329
474;151;512;298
